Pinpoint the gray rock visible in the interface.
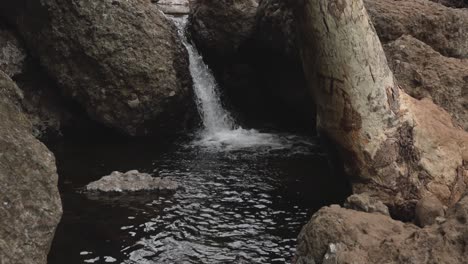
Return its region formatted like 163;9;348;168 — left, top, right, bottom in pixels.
0;71;62;264
415;195;445;227
344;193;390;216
86;170;178;193
0;0;194;136
0;25;26;78
155;0;190;14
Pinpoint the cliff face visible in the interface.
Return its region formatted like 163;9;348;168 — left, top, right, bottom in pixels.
0;71;62;264
0;0;195;136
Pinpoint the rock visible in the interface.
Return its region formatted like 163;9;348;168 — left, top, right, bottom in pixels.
415;195;445;227
0;71;62;264
365;0;468;58
0;0;194;136
295;194;468;264
155;0;190;14
344;193;390;216
429;0;468;8
384;35;468;131
297;0;468;218
0;24;26;77
387;36;468;130
188;0;258;63
254;0;315;130
86;170;178;193
0;22;103;139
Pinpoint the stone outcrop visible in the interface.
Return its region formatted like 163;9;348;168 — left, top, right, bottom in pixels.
0;71;62;264
365;0;468;59
86;170;178;193
297;0;468;219
0;0;194;136
429;0;468;8
0;25;26;77
344;193;390;216
189;0;258;64
384;35;468;131
295;194;468;264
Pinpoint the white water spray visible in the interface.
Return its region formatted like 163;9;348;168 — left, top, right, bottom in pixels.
170;16;286;150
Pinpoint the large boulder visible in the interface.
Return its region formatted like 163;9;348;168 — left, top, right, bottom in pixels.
365;0;468;59
384;35;468;131
189;0;258;64
0;0;194;136
295;194;468;264
0;23;98;139
0;71;62;264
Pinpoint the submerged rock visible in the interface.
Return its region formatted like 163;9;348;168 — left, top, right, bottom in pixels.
86;170;178;193
295;194;468;264
0;71;62;264
0;0;194;136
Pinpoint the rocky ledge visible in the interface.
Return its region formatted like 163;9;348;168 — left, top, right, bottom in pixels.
86;170;178;193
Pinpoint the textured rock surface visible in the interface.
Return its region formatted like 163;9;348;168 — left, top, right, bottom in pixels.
365;0;468;58
415;195;445;227
189;0;258;63
298;0;468;219
0;0;194;136
384;35;468;131
429;0;468;7
86;170;178;193
155;0;190;14
0;25;26;78
295;195;468;264
344;193;390;216
0;71;62;264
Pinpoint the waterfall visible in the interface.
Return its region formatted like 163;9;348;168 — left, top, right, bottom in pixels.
170;16;285;150
170;16;237;133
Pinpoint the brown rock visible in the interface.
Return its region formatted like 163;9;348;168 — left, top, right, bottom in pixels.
365;0;468;58
384;35;468;131
344;193;390;216
0;71;62;264
415;195;445;227
295;194;468;264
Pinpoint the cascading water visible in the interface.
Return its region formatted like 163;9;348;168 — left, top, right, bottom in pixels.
48;15;351;264
170;16;285;150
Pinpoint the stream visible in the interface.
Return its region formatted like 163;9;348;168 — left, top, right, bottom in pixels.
47;15;350;264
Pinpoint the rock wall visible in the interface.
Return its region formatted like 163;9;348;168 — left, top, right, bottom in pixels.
0;71;62;264
0;0;195;136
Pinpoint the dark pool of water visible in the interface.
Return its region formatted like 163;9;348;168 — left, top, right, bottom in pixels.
47;133;350;264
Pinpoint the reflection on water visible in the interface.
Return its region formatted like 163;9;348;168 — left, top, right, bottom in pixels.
48;135;350;264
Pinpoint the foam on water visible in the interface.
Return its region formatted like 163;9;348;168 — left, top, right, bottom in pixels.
169;15;288;150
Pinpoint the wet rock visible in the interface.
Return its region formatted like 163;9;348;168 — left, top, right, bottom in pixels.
296;194;468;264
86;170;178;193
188;0;258;63
344;193;390;216
0;71;62;264
0;0;194;136
384;35;468;131
155;0;190;14
365;0;468;58
415;195;445;227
